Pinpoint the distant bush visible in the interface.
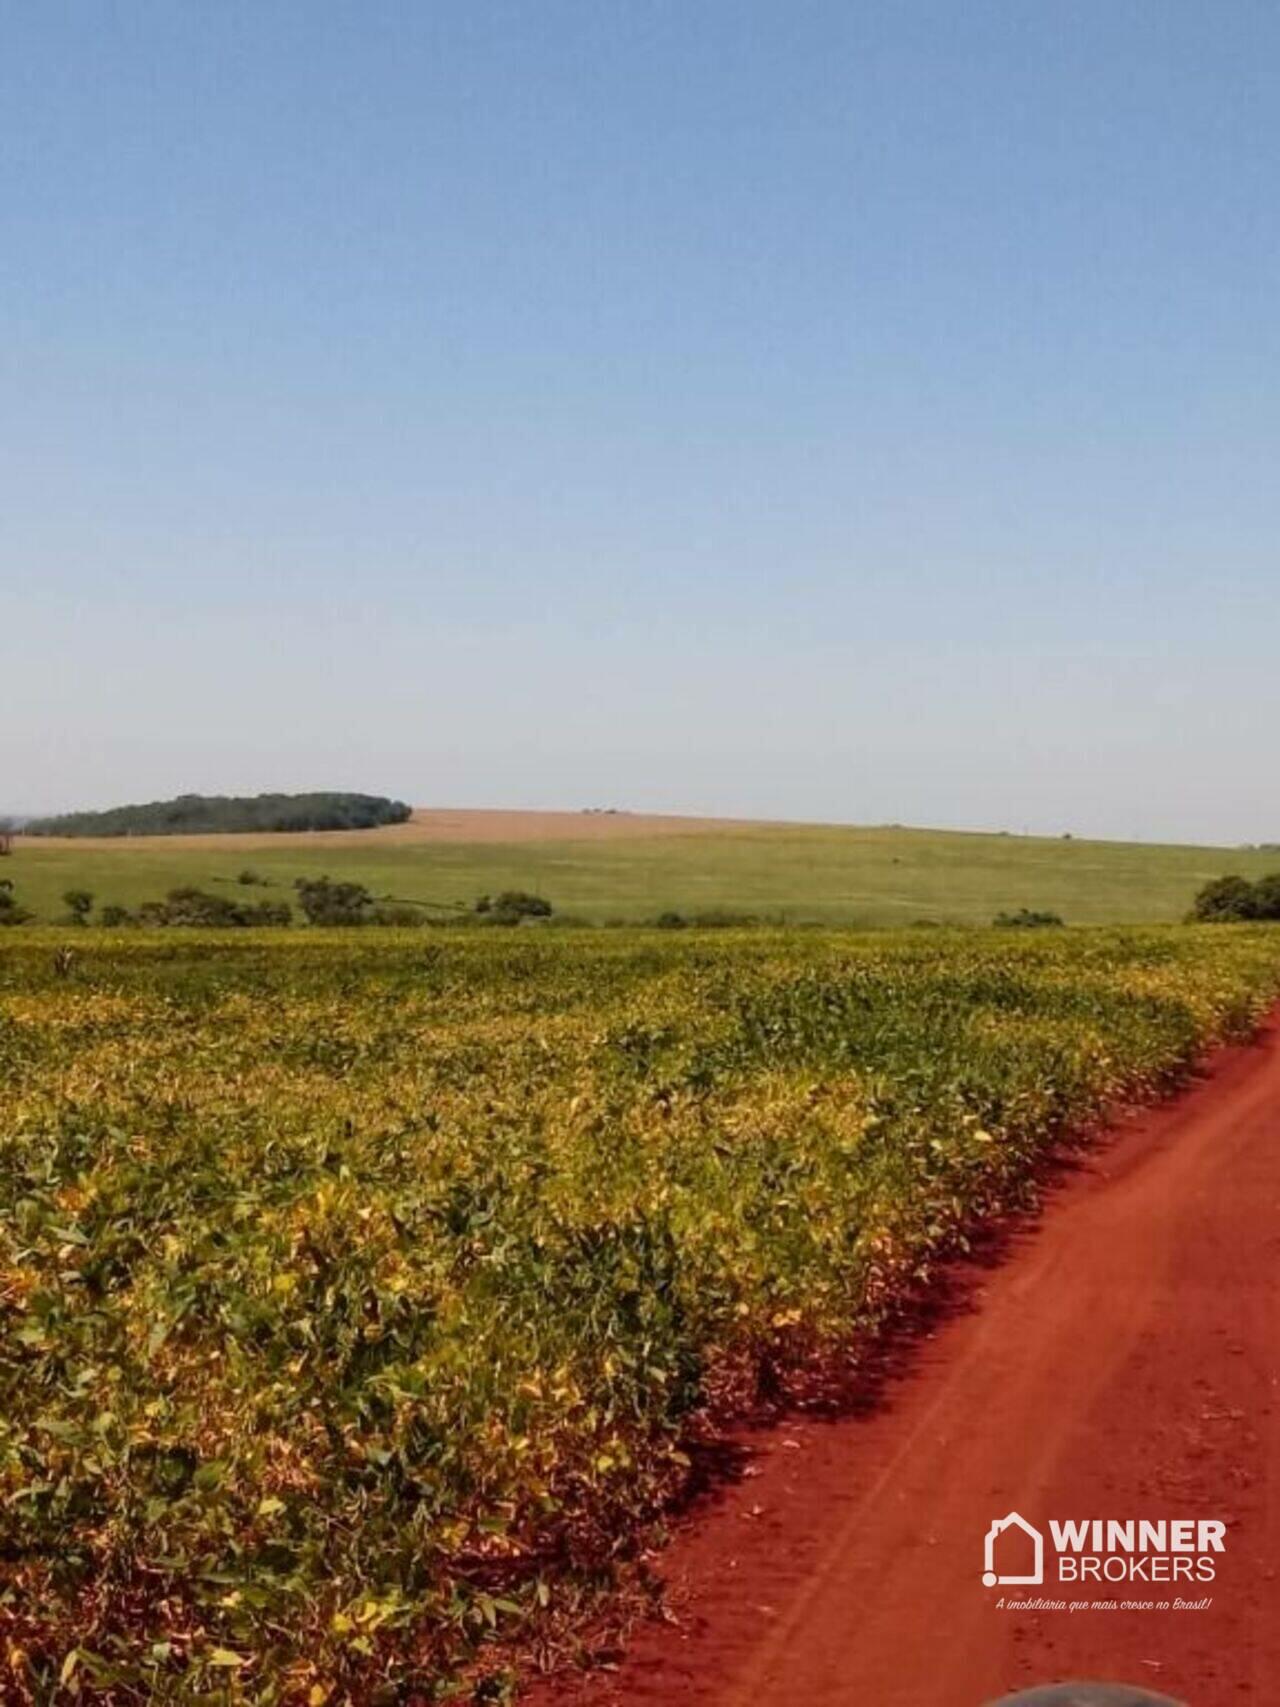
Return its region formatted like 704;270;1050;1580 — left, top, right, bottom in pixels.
635;909;762;929
98;904;134;928
23;792;412;838
1189;873;1280;923
993;909;1064;929
62;889;94;926
369;904;430;927
136;887;292;927
294;876;375;926
475;891;554;926
236;868;268;886
293;880;453;927
247;901;293;927
1190;876;1258;922
647;909;760;929
0;879;31;925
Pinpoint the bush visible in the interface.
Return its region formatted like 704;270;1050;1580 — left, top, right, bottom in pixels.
62;889;94;926
248;901;292;927
136;888;292;927
1190;872;1280;923
294;876;374;926
993;909;1064;929
0;879;31;925
98;904;134;928
475;890;554;926
648;909;759;929
369;904;430;927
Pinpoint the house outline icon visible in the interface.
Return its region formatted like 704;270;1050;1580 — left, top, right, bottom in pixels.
982;1511;1044;1586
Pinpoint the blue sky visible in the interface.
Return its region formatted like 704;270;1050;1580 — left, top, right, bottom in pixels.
3;2;1277;841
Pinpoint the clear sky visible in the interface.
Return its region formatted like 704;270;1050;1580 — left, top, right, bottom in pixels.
3;2;1277;843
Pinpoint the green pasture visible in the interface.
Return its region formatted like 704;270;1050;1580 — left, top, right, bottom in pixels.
4;821;1276;926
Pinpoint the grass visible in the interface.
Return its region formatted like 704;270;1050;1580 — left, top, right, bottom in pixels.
5;820;1279;926
2;923;1279;1702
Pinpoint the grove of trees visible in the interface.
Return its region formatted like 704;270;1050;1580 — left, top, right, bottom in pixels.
22;793;412;837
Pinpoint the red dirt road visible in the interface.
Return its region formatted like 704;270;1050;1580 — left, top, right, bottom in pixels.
543;1024;1280;1706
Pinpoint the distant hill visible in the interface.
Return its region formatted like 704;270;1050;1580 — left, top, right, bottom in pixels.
22;792;412;837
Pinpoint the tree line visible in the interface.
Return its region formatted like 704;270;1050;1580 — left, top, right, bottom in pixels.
0;878;557;928
20;793;412;837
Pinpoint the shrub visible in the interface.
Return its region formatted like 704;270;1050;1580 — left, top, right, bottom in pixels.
248;900;292;926
62;889;94;925
369;903;429;927
993;909;1064;929
294;876;374;926
137;888;292;927
0;878;31;925
98;904;134;928
650;909;759;929
476;890;554;926
1189;875;1262;923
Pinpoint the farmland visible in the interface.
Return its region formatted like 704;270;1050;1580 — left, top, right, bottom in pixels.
3;924;1279;1702
5;808;1280;925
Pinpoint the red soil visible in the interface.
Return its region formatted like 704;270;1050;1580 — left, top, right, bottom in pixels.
536;1022;1280;1705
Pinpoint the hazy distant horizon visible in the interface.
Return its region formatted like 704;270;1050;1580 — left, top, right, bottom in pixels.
5;788;1274;853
